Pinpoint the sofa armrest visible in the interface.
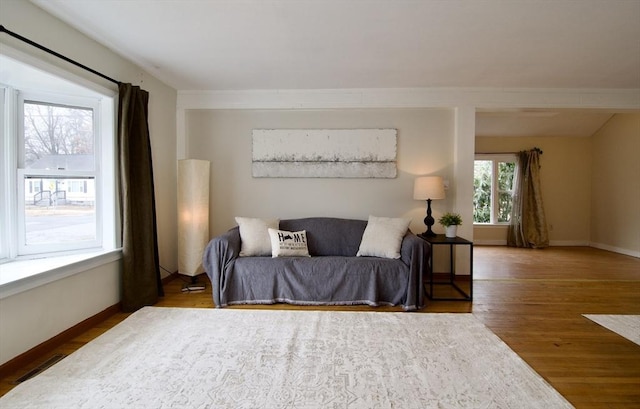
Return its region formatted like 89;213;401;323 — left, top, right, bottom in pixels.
400;232;430;310
203;226;241;307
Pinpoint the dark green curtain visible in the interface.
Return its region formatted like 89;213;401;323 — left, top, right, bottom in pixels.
507;148;549;248
118;83;163;312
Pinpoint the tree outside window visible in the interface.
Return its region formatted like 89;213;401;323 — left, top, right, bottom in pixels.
23;102;94;167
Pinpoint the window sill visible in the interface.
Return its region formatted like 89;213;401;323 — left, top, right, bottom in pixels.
473;224;510;228
0;249;122;299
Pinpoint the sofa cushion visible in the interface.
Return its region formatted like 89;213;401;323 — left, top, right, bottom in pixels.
235;217;280;256
280;218;367;257
356;216;411;259
268;228;310;257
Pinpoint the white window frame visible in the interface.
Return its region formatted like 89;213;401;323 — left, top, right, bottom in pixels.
0;87;9;262
0;50;117;267
474;154;517;225
17;92;103;255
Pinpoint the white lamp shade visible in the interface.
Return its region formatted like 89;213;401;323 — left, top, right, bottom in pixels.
178;159;210;276
413;176;445;200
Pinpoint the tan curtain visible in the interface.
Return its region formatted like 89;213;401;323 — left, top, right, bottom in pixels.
507;148;549;248
118;83;163;312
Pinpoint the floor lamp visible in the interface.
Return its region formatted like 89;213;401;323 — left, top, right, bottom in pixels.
178;159;210;291
413;176;446;237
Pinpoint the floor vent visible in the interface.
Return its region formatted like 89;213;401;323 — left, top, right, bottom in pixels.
14;353;67;384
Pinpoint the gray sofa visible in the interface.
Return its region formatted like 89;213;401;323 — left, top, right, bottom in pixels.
203;217;429;311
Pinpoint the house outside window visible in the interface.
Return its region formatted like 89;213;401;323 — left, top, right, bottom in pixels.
27;180;42;194
474;154;516;224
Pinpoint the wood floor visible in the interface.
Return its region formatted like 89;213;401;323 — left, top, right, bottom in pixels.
1;246;639;408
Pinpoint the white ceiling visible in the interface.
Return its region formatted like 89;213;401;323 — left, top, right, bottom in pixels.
31;0;640;92
28;0;640;138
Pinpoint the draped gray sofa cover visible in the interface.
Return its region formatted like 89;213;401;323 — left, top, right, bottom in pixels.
203;217;429;311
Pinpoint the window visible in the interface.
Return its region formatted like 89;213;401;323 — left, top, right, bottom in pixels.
1;53;116;264
18;97;100;254
473;154;516;224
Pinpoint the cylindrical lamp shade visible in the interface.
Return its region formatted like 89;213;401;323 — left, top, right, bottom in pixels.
413;176;446;200
178;159;210;277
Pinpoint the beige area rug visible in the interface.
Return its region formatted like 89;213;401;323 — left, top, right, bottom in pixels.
1;307;574;408
583;314;640;345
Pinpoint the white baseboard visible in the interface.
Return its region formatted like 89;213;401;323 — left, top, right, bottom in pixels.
589;242;640;258
475;240;589;246
474;240;507;246
548;240;590;246
474;240;639;258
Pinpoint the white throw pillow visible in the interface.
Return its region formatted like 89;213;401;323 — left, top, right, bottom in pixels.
268;228;310;257
235;217;280;256
356;215;411;259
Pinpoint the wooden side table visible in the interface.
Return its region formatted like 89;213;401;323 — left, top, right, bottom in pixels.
418;234;473;301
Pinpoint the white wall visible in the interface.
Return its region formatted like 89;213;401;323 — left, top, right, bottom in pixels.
186;108;455;237
591;113;640;257
1;1;177;365
0;261;121;364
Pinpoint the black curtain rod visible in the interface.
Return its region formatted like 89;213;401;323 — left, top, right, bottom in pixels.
0;25;121;86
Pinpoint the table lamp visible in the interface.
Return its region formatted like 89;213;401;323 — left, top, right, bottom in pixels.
413;176;446;237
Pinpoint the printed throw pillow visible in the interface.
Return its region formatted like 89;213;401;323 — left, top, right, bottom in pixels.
235;217;280;256
268;228;310;257
356;215;411;259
